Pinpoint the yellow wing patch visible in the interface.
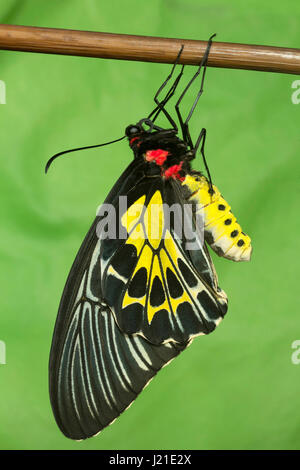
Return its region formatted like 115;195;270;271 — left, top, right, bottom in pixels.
147;254;170;323
144;191;165;249
121;195;146;233
122;243;152;309
119;191;216;325
106;187;228;343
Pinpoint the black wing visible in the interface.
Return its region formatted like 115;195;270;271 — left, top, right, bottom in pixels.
50;299;186;440
49;160;188;440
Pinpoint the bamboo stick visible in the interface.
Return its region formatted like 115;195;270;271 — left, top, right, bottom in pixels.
0;24;299;75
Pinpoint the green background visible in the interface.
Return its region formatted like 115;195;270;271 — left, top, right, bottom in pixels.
0;0;299;450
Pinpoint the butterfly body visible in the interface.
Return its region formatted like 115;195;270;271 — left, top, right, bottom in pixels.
182;175;252;261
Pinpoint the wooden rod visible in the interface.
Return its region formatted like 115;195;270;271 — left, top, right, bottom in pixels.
0;24;300;75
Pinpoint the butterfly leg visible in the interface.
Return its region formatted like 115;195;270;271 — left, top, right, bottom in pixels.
148;45;185;129
194;127;213;192
175;34;215;148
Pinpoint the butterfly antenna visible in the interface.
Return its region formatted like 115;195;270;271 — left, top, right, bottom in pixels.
45;135;126;173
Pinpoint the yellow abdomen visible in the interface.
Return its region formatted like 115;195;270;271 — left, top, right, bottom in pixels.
182;174;252;262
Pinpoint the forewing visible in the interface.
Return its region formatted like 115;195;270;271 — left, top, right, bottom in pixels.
51;299;186;440
49;160;188;440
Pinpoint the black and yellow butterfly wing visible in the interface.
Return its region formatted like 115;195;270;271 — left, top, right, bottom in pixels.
101;173;227;345
49;156;227;440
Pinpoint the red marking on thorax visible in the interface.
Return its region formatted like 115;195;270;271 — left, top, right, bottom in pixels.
164;162;185;181
145;149;169;166
130;137;139;146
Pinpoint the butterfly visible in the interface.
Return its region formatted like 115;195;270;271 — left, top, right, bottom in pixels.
46;35;252;440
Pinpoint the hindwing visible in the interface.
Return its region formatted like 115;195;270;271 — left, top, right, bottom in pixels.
100;174;228;345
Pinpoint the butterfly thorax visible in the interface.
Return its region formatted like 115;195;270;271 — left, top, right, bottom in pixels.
128;128;193;181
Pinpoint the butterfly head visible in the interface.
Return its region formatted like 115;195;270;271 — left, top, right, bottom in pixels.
126;118;189;159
